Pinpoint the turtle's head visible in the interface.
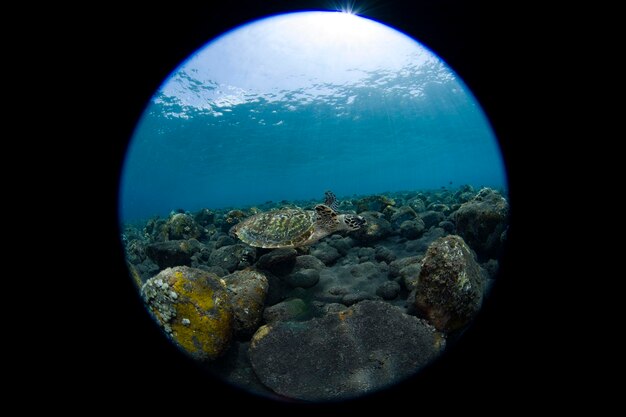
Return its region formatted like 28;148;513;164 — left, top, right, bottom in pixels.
342;214;366;231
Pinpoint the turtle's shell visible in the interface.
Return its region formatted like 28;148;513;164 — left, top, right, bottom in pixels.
233;209;316;248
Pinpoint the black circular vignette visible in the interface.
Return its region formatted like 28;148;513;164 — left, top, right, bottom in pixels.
99;0;533;412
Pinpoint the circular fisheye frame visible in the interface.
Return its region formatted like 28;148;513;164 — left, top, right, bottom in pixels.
119;11;508;402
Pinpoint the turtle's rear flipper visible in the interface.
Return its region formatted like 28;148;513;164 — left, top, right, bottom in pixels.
324;191;339;212
315;204;340;231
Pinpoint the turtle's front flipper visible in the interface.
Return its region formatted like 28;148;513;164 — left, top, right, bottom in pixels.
315;204;340;232
324;191;339;212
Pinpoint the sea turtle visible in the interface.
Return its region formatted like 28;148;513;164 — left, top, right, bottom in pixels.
230;191;366;249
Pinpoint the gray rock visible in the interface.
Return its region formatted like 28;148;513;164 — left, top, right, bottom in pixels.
454;188;509;260
389;256;423;278
263;298;308;323
285;268;320;288
294;255;325;271
256;248;297;275
322;303;347;314
355;195;396;213
134;259;159;282
223;270;269;337
427;203;451;215
328;286;350;296
190;245;212;268
357;247;375;261
399;219;426;239
249;301;445;401
408;197;426;213
311;242;341;265
419;211;445;229
352;211;393;244
389;256;422;291
390;206;418;228
209;244;255;273
438;220;456;234
194;208;215;227
215;235;235;248
415;235;485;332
374;246;396;263
166;213;202;240
327;236;354;255
145;239;204;269
400;264;421;291
341;291;377;306
197;265;228;277
405;227;445;253
456;191;475;203
376;281;401;300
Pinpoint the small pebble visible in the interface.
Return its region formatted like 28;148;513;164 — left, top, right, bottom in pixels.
169;291;178;300
182;318;191;326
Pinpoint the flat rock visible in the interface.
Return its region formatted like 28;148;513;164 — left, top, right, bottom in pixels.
249;301;445;401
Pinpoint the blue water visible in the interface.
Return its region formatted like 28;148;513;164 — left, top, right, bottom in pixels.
119;13;506;223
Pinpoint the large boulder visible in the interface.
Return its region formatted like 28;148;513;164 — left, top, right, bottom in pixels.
249;301;445;401
223;269;269;337
145;239;204;269
454;187;509;260
414;235;485;332
141;266;234;360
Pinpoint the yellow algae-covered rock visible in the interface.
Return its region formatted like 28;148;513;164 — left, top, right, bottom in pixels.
141;266;233;360
222;269;269;337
